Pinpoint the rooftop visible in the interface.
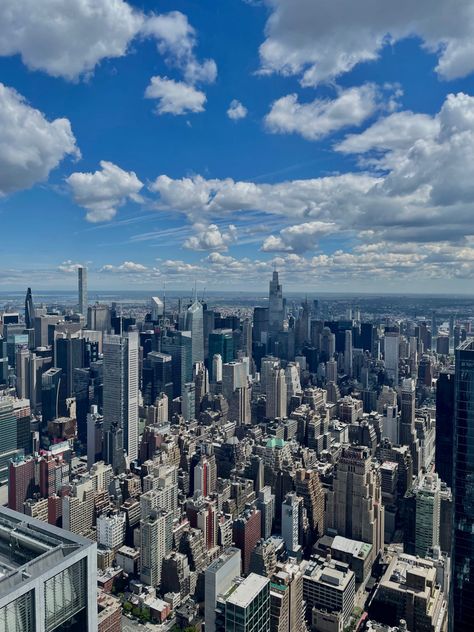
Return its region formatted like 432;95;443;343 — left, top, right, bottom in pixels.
226;573;269;608
0;506;95;594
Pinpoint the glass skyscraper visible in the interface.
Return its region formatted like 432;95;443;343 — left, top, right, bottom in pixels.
451;340;474;629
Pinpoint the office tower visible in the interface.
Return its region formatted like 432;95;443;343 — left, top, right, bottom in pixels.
451;340;474;629
384;330;400;384
186;299;204;365
344;329;353;377
162;330;193;397
103;330;139;468
327;446;384;560
303;557;355;628
413;472;441;557
285;363;301;401
55;336;85;401
142;351;173;405
266;367;287;419
0;398;23;483
24;287;35;330
0;506;97;631
217;573;270;632
150;296;164;321
294;469;325;541
78;265;87;316
209;330;234;379
371;553;447;632
0;339;7;385
212;353;223;383
269;271;284;334
320;326;335;362
41;367;62;424
87;303;110;332
270;561;304;632
205;548;242;632
140;509;173;587
436;371;454;487
326;358;337;382
281;492;303;555
253;307;269;346
233;507;262;575
242;318;252;358
182;381;196;421
257;486;275;540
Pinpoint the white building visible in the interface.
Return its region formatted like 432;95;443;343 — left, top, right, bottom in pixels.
97;512;126;550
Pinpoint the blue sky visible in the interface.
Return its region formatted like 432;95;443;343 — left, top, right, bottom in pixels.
2;0;474;292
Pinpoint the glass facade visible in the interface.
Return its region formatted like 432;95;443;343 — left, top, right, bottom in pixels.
451;341;474;629
45;558;87;631
0;590;34;632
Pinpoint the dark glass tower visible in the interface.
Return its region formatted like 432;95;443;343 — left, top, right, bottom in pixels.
436;371;455;487
451;340;474;629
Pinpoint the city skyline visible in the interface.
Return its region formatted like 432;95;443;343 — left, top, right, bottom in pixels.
2;1;474;292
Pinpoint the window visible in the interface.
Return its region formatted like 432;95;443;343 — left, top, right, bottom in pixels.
44;558;87;631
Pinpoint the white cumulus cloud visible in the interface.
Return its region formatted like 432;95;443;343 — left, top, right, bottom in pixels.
145;76;206;115
0;0;143;80
184;224;238;251
66;160;143;222
227;100;248;120
261;221;337;252
0;83;79;195
102;261;148;273
258;0;474;85
265;84;382;141
143;11;217;85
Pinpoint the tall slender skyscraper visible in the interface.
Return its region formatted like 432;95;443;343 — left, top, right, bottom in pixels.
186;299;204;366
451;340;474;629
24;287;35;330
269;271;284;334
78;265;88;317
103;330;139;469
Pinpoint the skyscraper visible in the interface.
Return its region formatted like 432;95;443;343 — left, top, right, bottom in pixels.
281;492;302;555
24;287;35;330
269;271;284;334
327;446;384;561
186;299;204;365
78;265;88;317
266;367;287;419
103;330;139;468
384;330;400;384
436;371;454;487
451;340;474;629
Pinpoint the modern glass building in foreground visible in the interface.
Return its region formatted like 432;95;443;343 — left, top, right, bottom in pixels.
0;506;97;631
451;340;474;629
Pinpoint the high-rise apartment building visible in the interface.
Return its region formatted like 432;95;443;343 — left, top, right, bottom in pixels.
78;265;88;317
233;507;262;575
140;509;173;587
103;330;139;468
